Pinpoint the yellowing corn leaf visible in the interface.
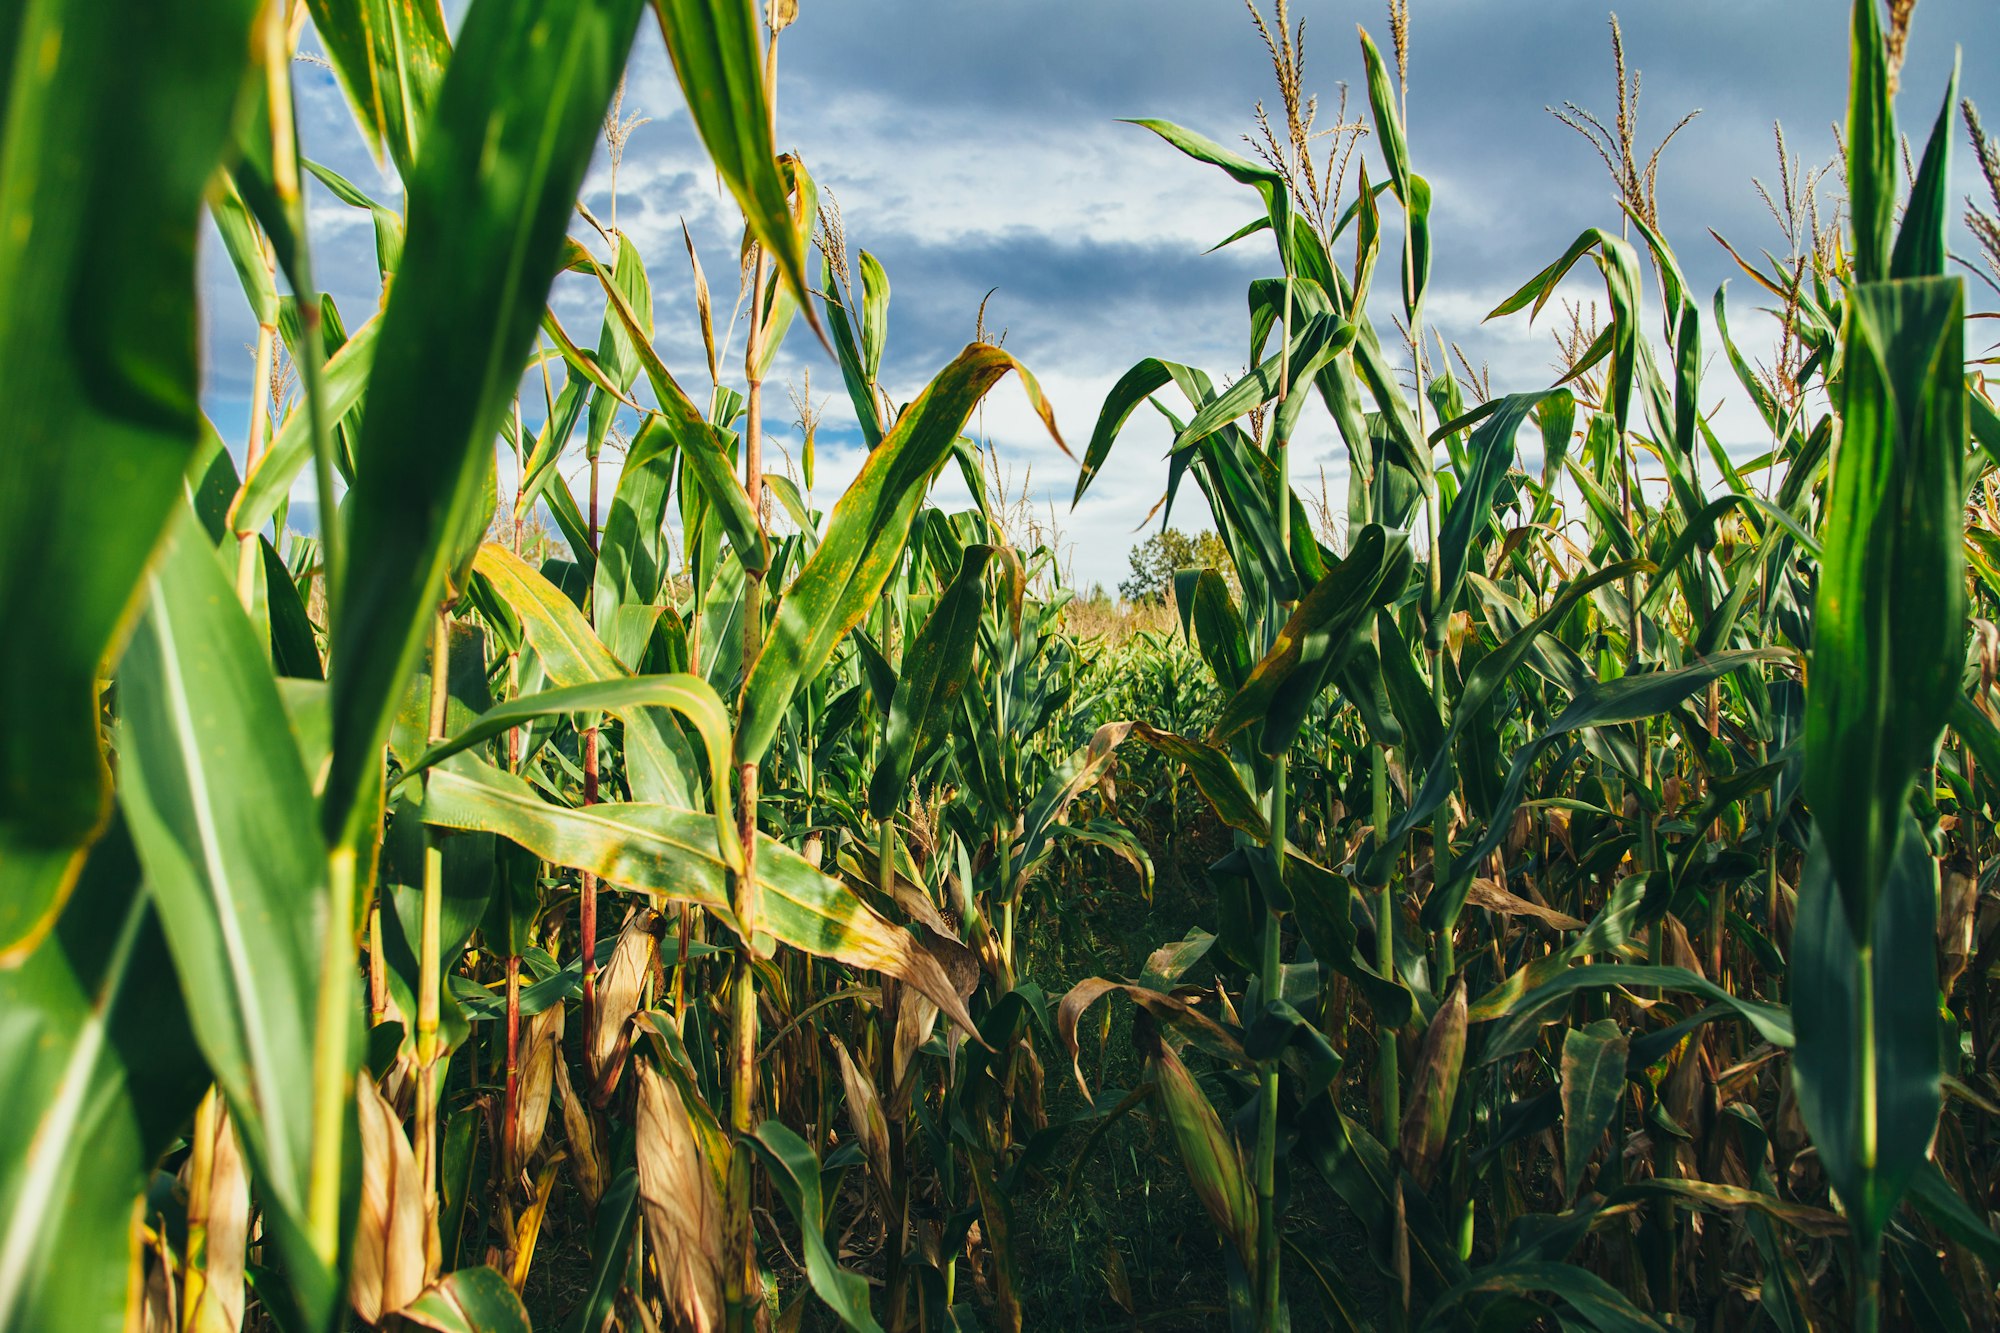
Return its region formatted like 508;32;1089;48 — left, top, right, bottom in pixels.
1465;878;1587;931
422;758;980;1040
829;1036;891;1204
1144;1032;1256;1274
1058;977;1247;1102
590;909;660;1086
635;1060;726;1332
182;1092;250;1333
1399;980;1468;1191
513;1002;565;1172
349;1075;437;1324
555;1053;606;1208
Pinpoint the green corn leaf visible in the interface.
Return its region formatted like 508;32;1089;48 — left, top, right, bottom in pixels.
1791;819;1943;1270
264;537;325;680
1286;847;1413;1025
1421;648;1784;930
515;372;592;520
748;1123;886;1333
668;412;768;578
1419;1258;1670;1332
1845;0;1895;285
324;0;646;848
400;1265;532;1333
0;0;260;960
1178;567;1253;695
558;1169;640;1333
0;824;205;1333
1357;26;1412;205
869;545;1015;819
737;343;1063;764
1127;119;1293;265
1560;1019;1628;1204
229;313;381;538
210;169;279;326
1891;58;1958;281
1351;329;1432;481
650;0;820;336
1807;276;1965;940
1391;559;1652;843
1488;230;1643;432
1072;356;1201;506
1190;425;1308;605
1428;391;1569;643
1478;964;1793;1062
593;414;680;648
1357;26;1430;320
1131;724;1270;841
473;543;699;807
1208;524;1411;754
116;508;337;1332
1174;313;1353;451
584;253;771;578
1908;1160;2000;1267
584;234;653;461
303;0;452;176
405;674;738;873
303;158;405;278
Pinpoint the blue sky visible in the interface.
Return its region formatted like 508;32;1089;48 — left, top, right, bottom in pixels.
199;0;2000;592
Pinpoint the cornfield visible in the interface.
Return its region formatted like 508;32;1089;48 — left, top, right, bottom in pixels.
4;0;2000;1328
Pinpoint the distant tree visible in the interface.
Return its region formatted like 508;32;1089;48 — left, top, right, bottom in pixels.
1118;528;1233;605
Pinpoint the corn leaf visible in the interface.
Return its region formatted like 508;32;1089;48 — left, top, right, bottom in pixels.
116;508;337;1332
1560;1019;1628;1204
0;0;260;959
324;0;646;846
420;757;979;1037
472;542;698;806
868;545;1015;819
748;1123;885;1333
303;0;452;176
650;0;820;335
406;674;738;873
0;825;205;1333
737;344;1062;763
1791;819;1943;1267
1806;275;1965;939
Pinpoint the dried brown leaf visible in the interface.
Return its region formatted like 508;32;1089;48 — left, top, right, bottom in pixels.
635;1061;726;1332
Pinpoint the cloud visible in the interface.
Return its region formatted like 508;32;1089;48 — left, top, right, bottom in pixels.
199;0;1999;589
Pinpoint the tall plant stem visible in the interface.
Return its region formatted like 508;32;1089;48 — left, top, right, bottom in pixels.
726;244;772;1329
1428;620;1452;980
1257;758;1287;1324
235;320;276;609
502;953;522;1177
416;608;450;1205
877;816;909;1328
1373;744;1400;1135
277;12;354;1243
580;449;603;1027
258;5;339;608
1255;237;1297;1329
995;601;1019;988
308;843;357;1260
